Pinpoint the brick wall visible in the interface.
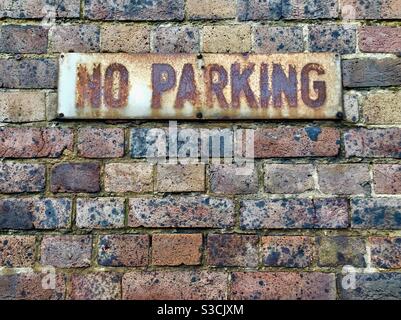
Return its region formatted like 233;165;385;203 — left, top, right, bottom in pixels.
0;0;401;300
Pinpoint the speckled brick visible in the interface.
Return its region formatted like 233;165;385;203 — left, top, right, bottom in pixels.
231;272;336;300
373;164;401;194
122;271;227;300
359;27;401;53
187;0;236;20
0;25;48;54
309;25;356;54
362;90;401;124
152;26;200;53
343;91;360;123
206;234;259;267
101;25;150;53
0;0;80;18
282;0;338;19
240;198;349;229
238;0;282;20
40;235;92;268
129;196;235;228
209;164;258;194
0;235;36;267
131;128;168;158
262;236;314;268
0;162;45;193
0;91;46;123
156;164;205;192
351;198;401;229
78;128;125;158
69;273;122;300
202;25;251;53
98;235;149;267
49;25;100;53
344;128;401;158
340;0;401;19
0;127;73;158
50;163;101;193
370;237;401;269
152;234;202;266
76;198;125;229
264;164;314;194
105;163;153;193
253;26;304;53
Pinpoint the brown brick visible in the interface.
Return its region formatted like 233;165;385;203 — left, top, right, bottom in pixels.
264;164;314;194
344;128;401;158
0;235;36;267
0;127;73;158
152;26;200;53
359;27;401;53
231;272;336;300
340;0;401;19
0;162;45;193
262;236;314;268
101;25;150;53
206;234;259;267
40;235;92;268
0;0;80;18
50;163;101;193
370;237;401;269
0;91;46;123
77;128;125;158
122;271;227;300
98;235;149;267
105;163;153;193
156;164;205;192
187;0;236;20
0;25;48;54
318;164;370;195
253;127;340;158
253;26;304;53
129;196;235;228
362;90;401;124
152;234;202;266
49;25;100;53
309;25;356;54
202;25;251;53
69;273;121;300
373;164;401;194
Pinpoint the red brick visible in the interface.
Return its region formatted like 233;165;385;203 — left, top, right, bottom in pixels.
105;163;153;193
0;162;45;193
152;234;202;266
373;164;401;194
370;237;401;269
206;234;259;267
0;91;46;123
231;272;336;300
77;128;125;158
209;164;258;194
40;235;92;268
152;26;200;53
69;273;121;300
0;0;80;18
0;235;36;267
309;25;356;54
122;271;227;300
253;26;304;53
101;25;150;53
359;27;401;53
340;0;401;19
49;25;100;53
0;25;48;54
0;128;73;158
187;0;236;20
98;235;149;267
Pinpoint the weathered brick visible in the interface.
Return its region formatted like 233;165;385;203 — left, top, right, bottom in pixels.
0;25;48;54
209;164;258;194
76;198;125;229
0;59;57;89
351;198;401;229
101;25;150;53
359;27;401;53
152;26;200;53
240;198;349;229
262;236;314;268
129;196;235;228
253;26;304;53
362;90;401;124
373;164;401;194
0;198;71;230
309;25;356;54
122;271;227;300
49;25;100;53
69;273;121;300
340;0;401;19
202;25;251;53
253;127;340;158
84;0;185;21
339;273;401;300
317;236;366;267
231;272;336;300
264;164;314;194
0;162;45;193
40;235;92;268
0;91;46;123
344;128;401;158
318;164;370;195
0;235;36;267
0;127;73;158
131;127;168;158
370;237;401;269
342;58;401;88
238;0;281;20
105;163;153;193
343;91;360;123
206;234;259;267
50;163;101;193
187;0;236;20
156;164;205;192
98;235;149;267
152;234;202;266
77;128;125;158
0;0;80;18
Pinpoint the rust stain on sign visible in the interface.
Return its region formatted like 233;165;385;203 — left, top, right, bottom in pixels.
58;53;342;120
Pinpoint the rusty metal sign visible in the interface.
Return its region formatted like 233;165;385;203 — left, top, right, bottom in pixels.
58;53;342;120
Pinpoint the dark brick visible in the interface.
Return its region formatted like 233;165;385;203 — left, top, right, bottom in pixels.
253;26;304;53
153;26;200;53
238;0;282;21
0;163;45;193
0;25;48;54
49;25;100;53
309;25;356;54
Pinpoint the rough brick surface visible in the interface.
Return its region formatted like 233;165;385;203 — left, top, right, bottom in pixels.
101;25;150;53
359;27;401;53
69;273;121;300
0;25;48;54
373;164;401;194
77;128;125;158
49;25;100;53
0;235;36;267
105;163;153;193
370;237;401;269
0;91;46;123
156;164;205;192
0;162;45;193
202;25;251;53
209;164;258;194
340;0;401;19
187;0;236;20
362;90;401;124
253;26;304;53
153;26;200;53
309;25;356;54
